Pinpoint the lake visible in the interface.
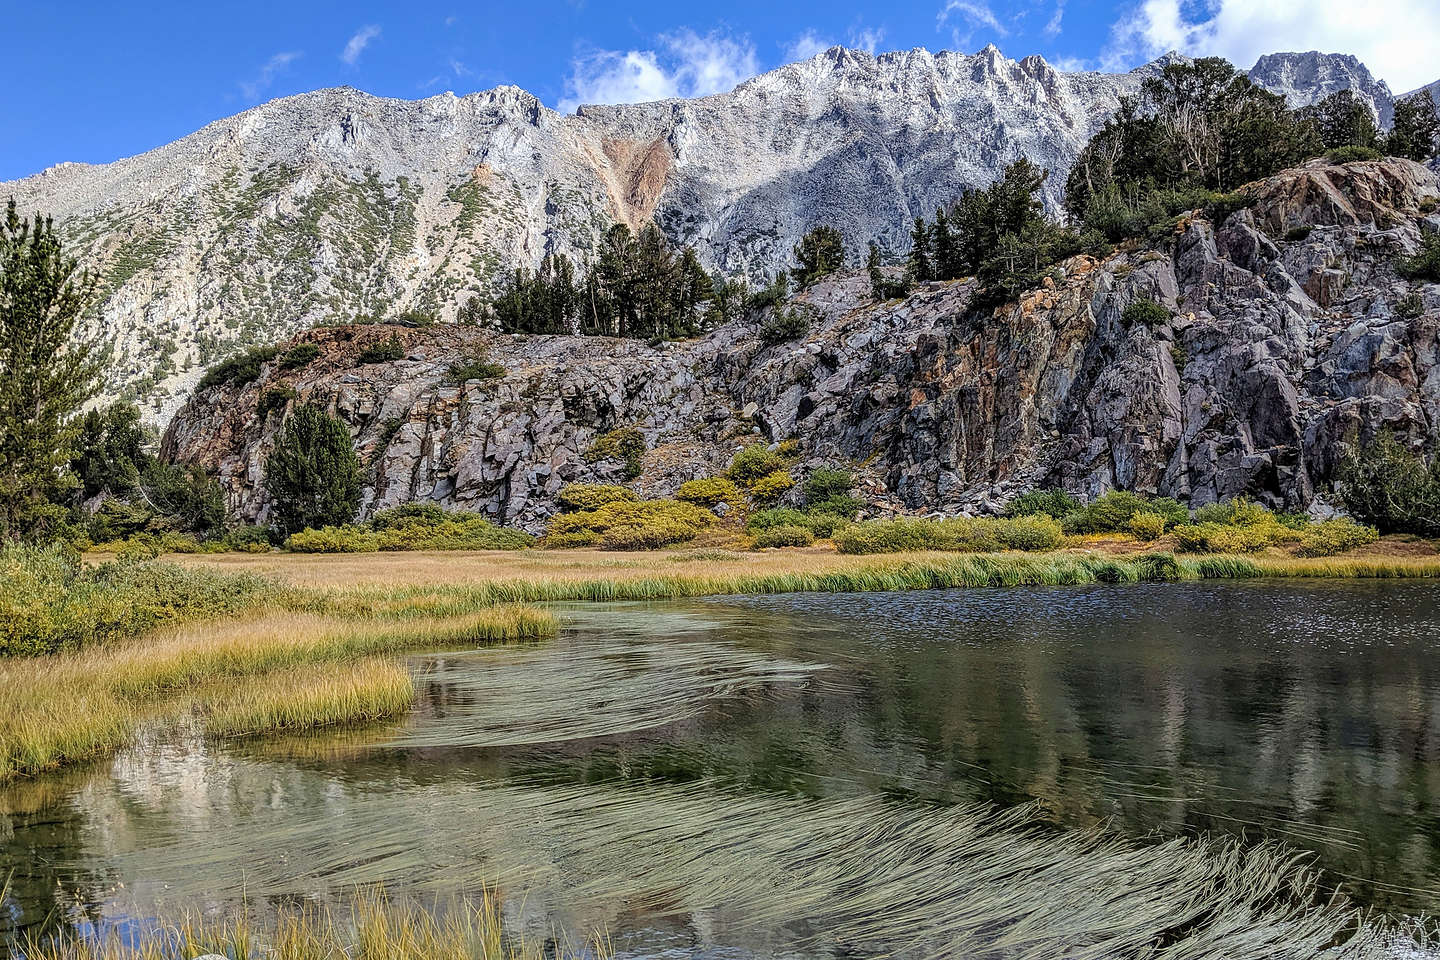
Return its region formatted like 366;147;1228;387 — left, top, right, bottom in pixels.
4;580;1439;956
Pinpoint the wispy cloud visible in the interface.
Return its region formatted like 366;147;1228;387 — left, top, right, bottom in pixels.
849;26;886;54
341;24;381;66
240;51;301;101
1102;0;1440;90
1044;0;1066;38
937;0;1008;48
784;29;833;63
559;29;758;113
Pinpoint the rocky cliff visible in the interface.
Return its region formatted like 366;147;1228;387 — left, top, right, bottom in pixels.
0;47;1404;417
163;159;1440;530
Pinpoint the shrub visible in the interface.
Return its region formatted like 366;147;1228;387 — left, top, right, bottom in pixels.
803;467;855;504
759;308;809;345
1327;145;1382;164
1297;517;1379;557
675;477;744;508
752;525;815;548
284;525;380;553
1191;497;1276;528
1064;491;1188;534
1122;299;1170;327
447;357;506;384
728;444;787;486
357;335;405;364
834;518;929;554
1003;489;1080;520
278;343;321;369
583;427;647;480
1127;511;1167;542
1336;432;1440;537
264;405;363;535
556;483;637;513
834;515;1062;554
1397;234;1440;284
803;512;851;538
999;515;1065;551
1172;523;1275;553
257;385;296;420
746;508;811;532
808;494;861;520
0;543;272;655
371;508;532;551
748;470;795;504
223;525;273;553
197;346;278;391
1396;292;1424;319
546;499;714;551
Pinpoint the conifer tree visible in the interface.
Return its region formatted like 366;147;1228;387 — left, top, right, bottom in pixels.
908;217;933;282
1387;92;1440;161
791;226;845;287
0;199;98;540
263;404;362;535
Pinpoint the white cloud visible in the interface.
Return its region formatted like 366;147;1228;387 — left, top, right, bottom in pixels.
341;24;381;66
240;51;301;101
849;26;887;54
1105;0;1440;92
559;29;758;112
938;0;1009;47
1044;0;1066;38
785;29;834;63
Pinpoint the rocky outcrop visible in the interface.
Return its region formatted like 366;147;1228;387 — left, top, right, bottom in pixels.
0;46;1408;417
163;159;1440;530
1249;52;1395;125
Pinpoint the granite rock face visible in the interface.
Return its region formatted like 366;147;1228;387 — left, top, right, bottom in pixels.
163;159;1440;530
0;46;1408;417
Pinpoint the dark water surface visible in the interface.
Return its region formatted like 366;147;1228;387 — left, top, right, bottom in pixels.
3;580;1440;954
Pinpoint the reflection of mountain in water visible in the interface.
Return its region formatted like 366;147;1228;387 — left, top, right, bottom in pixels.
4;581;1440;951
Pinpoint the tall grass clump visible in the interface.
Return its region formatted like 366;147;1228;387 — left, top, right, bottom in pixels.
284;506;534;553
24;887;603;960
0;543;275;656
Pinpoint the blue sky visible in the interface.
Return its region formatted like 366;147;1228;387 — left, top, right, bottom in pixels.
4;0;1437;181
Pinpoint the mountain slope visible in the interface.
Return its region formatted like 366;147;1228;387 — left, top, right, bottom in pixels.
0;46;1402;418
163;158;1440;527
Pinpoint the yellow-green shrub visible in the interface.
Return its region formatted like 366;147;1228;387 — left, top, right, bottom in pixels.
752;525;815;548
675;477;744;508
556;483;638;512
728;443;787;485
749;469;795;503
1127;511;1167;542
834;515;1062;554
545;499;714;550
1172;523;1274;553
285;525;381;553
1297;517;1379;557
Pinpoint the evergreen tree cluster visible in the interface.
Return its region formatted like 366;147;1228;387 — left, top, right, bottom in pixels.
1065;59;1440;242
484;223;723;340
908;158;1085;304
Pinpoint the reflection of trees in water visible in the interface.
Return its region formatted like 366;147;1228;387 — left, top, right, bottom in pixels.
1;768;111;943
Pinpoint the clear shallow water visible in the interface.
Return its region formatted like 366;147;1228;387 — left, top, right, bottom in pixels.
3;580;1440;955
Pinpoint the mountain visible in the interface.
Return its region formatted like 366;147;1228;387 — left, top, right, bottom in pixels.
0;46;1403;418
1248;51;1395;125
163;158;1440;526
1400;79;1440;105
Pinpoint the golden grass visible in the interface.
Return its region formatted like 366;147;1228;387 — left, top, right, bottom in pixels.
25;887;605;960
0;605;555;781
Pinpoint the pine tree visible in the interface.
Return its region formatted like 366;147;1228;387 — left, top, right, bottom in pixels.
791;226;845;287
931;208;955;280
263;404;362;535
1387;91;1440;162
908;217;933;282
0;199;98;541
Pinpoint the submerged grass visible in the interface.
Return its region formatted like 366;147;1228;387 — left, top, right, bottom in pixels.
0;606;556;780
25;887;604;960
91;779;1428;960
